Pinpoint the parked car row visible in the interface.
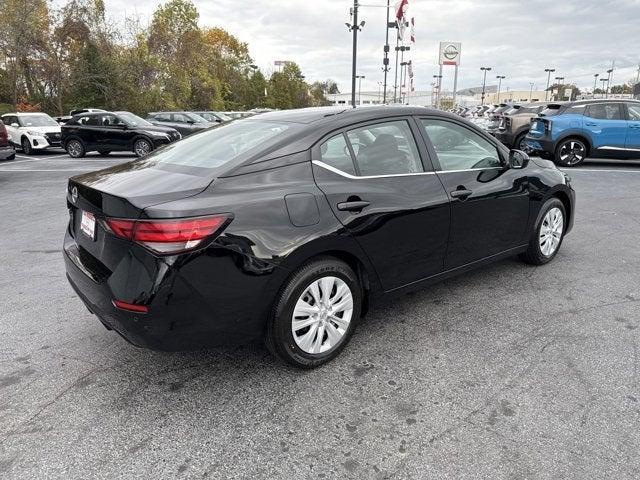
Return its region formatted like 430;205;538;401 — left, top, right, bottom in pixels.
452;98;640;166
0;108;268;159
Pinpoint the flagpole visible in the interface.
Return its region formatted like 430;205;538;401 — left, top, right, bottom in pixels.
382;0;390;104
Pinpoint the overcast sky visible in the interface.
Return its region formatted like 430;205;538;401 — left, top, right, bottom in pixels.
82;0;640;93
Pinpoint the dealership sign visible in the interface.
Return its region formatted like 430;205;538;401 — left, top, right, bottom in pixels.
439;42;462;66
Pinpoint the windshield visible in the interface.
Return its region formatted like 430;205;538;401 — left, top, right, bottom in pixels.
138;120;295;173
19;114;58;127
198;112;232;122
117;112;152;127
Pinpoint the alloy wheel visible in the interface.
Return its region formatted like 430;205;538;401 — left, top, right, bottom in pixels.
291;276;353;354
22;138;31;155
67;140;83;157
539;207;564;256
135;139;152;157
559;140;586;165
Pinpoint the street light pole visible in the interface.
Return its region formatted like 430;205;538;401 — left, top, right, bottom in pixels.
529;82;534;101
356;75;365;105
606;68;613;98
382;0;391;104
593;73;599;98
480;67;491;105
346;1;365;108
544;68;555;101
600;78;608;98
496;75;505;103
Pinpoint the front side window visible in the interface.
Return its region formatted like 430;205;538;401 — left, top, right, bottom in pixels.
627;104;640;121
345;120;423;176
586;103;622;120
319;134;356;175
420;119;502;171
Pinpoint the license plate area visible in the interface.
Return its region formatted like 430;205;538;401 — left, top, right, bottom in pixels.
80;211;96;240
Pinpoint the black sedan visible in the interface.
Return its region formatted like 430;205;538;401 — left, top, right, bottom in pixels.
146;111;214;136
62;111;181;157
64;107;575;368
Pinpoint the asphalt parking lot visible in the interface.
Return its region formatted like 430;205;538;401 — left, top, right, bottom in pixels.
1;150;639;479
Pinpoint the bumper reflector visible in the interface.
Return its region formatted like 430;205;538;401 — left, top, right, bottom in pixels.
112;299;149;314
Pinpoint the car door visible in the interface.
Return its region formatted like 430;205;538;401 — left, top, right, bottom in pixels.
624;103;640;151
583;103;627;151
96;113;129;151
312;118;450;291
418;117;530;269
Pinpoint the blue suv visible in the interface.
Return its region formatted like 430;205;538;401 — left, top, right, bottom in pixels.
524;99;640;166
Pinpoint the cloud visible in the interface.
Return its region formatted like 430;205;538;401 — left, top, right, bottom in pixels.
58;0;640;94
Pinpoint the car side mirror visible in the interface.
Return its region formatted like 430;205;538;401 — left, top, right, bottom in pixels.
509;149;529;169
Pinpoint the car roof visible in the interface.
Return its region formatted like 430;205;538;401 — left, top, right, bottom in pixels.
3;112;49;116
255;105;443;125
567;98;640;106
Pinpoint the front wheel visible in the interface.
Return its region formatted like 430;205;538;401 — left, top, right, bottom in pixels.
21;138;32;155
514;132;528;151
66;139;86;158
555;138;587;167
133;138;153;157
520;198;566;265
265;257;361;368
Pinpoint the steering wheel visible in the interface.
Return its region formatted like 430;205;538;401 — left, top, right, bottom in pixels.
344;141;367;157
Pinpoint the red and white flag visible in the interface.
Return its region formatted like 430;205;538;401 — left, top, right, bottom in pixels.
395;0;409;40
408;61;415;92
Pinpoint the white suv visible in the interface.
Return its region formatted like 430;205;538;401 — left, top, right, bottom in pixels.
1;112;62;155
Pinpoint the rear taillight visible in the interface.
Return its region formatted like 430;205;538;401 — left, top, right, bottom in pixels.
104;215;230;254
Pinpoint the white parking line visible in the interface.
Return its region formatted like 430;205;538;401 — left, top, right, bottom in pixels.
0;169;89;172
15;154;71;160
561;169;640;173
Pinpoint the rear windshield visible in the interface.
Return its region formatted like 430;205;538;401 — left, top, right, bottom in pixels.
139;120;295;174
539;105;562;117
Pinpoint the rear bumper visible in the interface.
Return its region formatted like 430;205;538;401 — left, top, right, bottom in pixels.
524;136;555;155
63;229;283;351
0;145;15;160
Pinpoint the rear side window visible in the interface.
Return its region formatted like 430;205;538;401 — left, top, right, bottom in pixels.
565;105;585;115
420;119;502;171
320;134;356;175
585;103;622;120
345;120;423;176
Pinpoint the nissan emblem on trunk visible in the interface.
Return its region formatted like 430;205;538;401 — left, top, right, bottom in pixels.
71;186;78;203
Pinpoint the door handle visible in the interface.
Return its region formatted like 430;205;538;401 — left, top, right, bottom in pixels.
629;124;640;129
337;200;370;212
585;122;598;127
450;189;473;199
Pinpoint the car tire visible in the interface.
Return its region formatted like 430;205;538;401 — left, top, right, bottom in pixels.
265;257;362;369
98;150;111;156
133;138;153;157
554;137;587;167
66;139;86;158
514;132;528;151
21;137;32;155
519;198;566;265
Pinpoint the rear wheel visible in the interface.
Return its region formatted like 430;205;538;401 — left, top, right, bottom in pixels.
514;132;528;150
265;257;361;368
66;139;86;158
98;150;111;156
21;137;32;155
133;138;152;157
520;198;566;265
555;138;587;167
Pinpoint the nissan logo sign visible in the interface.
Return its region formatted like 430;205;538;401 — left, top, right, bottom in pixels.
71;186;78;203
443;44;459;60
